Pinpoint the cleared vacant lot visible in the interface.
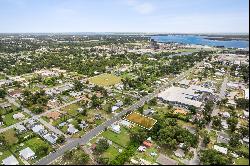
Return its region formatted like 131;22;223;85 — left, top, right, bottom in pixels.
89;73;121;87
126;112;156;129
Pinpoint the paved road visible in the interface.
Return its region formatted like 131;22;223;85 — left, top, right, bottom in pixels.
36;60;205;165
207;75;228;131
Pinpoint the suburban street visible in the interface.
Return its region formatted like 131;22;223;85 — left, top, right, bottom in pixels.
0;96;86;134
207;75;228;131
36;60;205;165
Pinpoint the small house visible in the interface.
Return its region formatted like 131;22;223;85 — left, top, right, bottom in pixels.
19;147;36;160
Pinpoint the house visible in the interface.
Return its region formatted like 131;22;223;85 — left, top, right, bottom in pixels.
243;111;249;118
119;120;132;128
143;140;153;148
94;114;102;120
112;106;119;112
221;120;228;129
156;154;178;165
243;137;249;145
2;155;19;165
143;109;155;116
46;111;61;120
15;124;27;133
12;113;25;120
244;88;249;99
222;112;230;118
213;145;228;155
31;124;45;134
67;124;79;135
217;132;230;144
115;101;123;107
0;102;11;109
43;133;58;144
19;147;36;160
173;149;185;158
138;146;146;152
79;120;88;129
111;124;121;134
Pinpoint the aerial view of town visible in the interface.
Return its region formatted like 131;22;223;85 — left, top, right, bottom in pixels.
0;0;249;165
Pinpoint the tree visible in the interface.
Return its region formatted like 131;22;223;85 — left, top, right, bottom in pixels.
203;134;210;146
0;89;6;98
212;116;222;130
36;145;49;156
229;133;241;147
74;80;84;91
31;106;44;114
56;135;65;144
189;105;197;114
106;104;112;114
235;98;249;110
95;139;109;154
63;150;73;161
73;151;90;165
239;126;249;138
124;97;132;105
200;149;231;165
227;117;238;132
138;106;144;114
149;98;157;106
97;157;109;165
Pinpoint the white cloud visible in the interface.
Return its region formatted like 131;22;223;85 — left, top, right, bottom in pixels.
135;3;155;14
125;0;155;14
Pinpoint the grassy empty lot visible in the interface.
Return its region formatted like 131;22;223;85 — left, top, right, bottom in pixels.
235;158;249;165
102;145;120;161
126;112;157;129
102;127;130;147
89;73;121;87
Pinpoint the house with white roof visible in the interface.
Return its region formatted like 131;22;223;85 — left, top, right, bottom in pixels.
222;112;230;118
12;113;25;120
19;147;36;160
43;133;58;144
111;124;121;134
244;88;249;100
119;120;132;128
213;145;228;155
15;124;27;133
31;124;45;134
2;155;19;165
67;124;79;135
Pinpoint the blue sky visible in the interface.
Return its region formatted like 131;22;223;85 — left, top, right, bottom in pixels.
0;0;249;33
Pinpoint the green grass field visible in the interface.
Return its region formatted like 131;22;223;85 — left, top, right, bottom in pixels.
235;158;249;165
89;74;121;87
102;145;120;161
102;127;130;148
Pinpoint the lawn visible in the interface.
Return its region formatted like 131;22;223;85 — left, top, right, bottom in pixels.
102;127;130;148
89;73;121;87
61;103;80;114
2;111;28;127
126;112;157;129
235;158;249;165
102;145;120;161
134;144;159;163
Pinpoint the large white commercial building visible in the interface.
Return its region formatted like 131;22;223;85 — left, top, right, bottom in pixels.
158;85;213;108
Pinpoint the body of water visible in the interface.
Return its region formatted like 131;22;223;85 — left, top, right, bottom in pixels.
150;35;249;49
